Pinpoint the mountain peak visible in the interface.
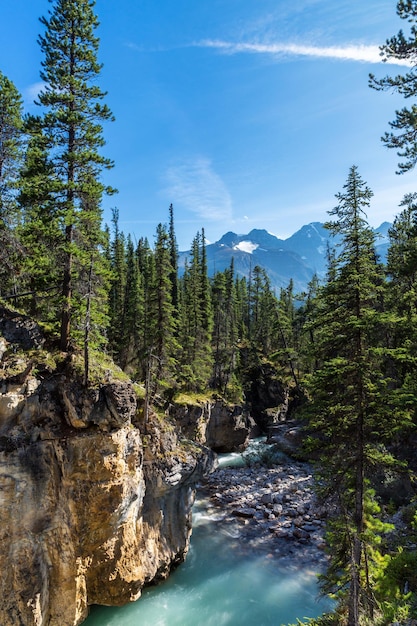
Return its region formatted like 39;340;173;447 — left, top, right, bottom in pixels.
245;229;283;248
217;231;239;247
179;221;391;294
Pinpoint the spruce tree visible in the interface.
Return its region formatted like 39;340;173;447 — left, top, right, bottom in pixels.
136;236;155;380
148;224;178;390
211;262;240;396
17;115;62;319
107;208;126;359
385;193;417;414
369;0;417;173
35;0;115;350
0;71;24;297
305;167;403;625
248;265;277;357
275;280;299;387
168;203;179;312
177;231;213;392
119;235;143;373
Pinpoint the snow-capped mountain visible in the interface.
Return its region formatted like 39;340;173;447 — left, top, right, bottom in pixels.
178;222;390;294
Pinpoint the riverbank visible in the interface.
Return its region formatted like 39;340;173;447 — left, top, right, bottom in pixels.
198;446;328;571
85;453;332;626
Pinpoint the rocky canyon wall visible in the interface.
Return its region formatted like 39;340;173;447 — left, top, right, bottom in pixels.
0;306;215;626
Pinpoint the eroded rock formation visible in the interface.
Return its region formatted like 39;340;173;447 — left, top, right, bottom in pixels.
0;309;215;626
169;399;257;452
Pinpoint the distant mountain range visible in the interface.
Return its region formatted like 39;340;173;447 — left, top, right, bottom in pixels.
179;222;391;294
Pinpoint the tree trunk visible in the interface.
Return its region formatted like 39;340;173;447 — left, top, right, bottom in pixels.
348;535;361;626
60;223;73;351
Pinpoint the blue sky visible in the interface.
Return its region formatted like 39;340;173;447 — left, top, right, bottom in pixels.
1;0;416;249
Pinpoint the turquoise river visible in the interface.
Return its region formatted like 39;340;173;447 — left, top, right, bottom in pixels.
84;445;331;626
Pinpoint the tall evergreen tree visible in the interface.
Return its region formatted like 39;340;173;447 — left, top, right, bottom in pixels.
149;223;178;389
0;71;24;296
369;0;417;173
177;231;213;392
17;115;62;319
275;280;299;387
385;193;417;412
107;208;126;359
305;167;403;625
35;0;115;350
168;203;179;313
136;236;155;380
118;235;143;373
211;262;240;395
248;265;277;357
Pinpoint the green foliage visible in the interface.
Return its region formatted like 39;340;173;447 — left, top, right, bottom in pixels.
0;71;25;296
303;166;408;625
284;615;339;626
177;230;213;392
211;262;241;396
3;9;417;625
369;1;417;173
36;0;115;351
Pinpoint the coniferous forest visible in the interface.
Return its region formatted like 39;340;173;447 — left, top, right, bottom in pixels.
3;1;417;625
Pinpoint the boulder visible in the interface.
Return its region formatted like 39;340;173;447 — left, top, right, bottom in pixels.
170;399;253;452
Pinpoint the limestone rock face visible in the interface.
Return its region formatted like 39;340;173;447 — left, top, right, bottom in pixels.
0;311;215;626
170;399;254;452
0;428;145;626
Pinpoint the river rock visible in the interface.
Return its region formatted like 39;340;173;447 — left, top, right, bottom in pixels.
233;507;257;518
200;450;328;568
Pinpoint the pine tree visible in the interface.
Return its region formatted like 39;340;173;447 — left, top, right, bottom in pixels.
305;167;404;625
148;224;178;390
385;193;417;412
248;265;277;357
118;235;143;373
297;273;321;375
177;231;213;392
0;71;25;297
17;115;62;319
211;262;240;396
35;0;115;350
107;208;126;359
71;183;111;355
369;0;417;173
275;280;299;387
200;228;213;337
168;203;179;312
136;236;155;380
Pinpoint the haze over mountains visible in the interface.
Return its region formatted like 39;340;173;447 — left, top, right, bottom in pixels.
179;222;391;294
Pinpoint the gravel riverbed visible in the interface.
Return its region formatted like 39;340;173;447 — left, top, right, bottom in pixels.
198;454;329;571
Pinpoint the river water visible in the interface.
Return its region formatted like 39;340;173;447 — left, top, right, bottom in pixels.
84;442;331;626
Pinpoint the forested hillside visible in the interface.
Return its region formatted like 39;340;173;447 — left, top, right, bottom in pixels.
2;1;417;625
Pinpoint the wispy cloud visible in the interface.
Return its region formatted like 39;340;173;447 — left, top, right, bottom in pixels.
24;82;46;103
165;158;233;221
194;39;412;66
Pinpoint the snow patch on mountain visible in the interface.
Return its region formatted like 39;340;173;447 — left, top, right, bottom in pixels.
233;241;259;254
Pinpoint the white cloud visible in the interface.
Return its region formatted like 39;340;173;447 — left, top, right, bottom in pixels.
24;82;46;103
165;158;233;221
195;39;412;66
